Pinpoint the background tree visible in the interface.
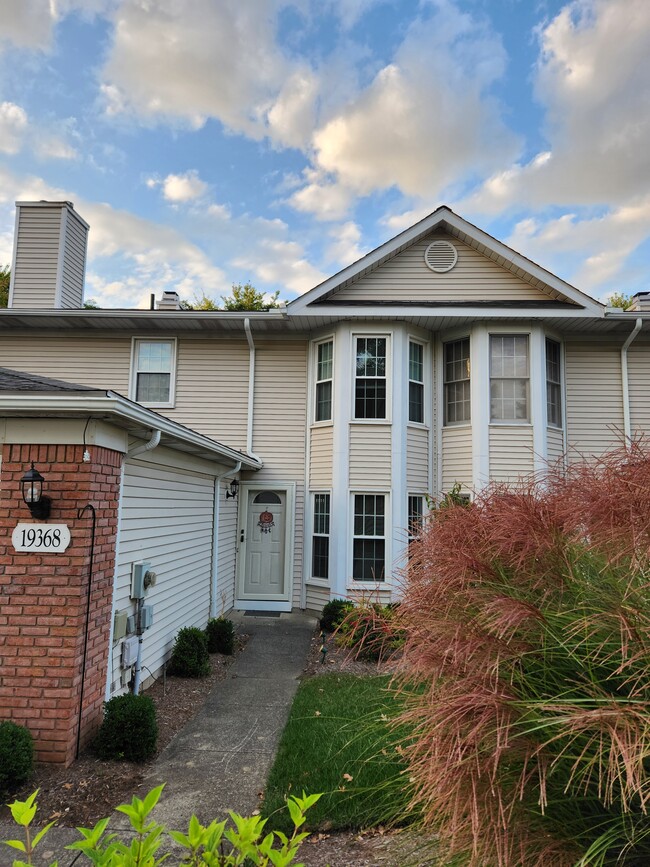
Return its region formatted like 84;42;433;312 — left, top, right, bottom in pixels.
181;292;220;310
221;283;281;311
0;265;10;307
83;298;101;309
608;291;632;309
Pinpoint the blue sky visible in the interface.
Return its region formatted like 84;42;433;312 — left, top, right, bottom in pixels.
0;0;649;308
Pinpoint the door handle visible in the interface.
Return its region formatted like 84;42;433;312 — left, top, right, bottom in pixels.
240;530;245;543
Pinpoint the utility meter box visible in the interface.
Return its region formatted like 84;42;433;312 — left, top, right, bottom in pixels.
113;610;128;641
121;636;138;668
141;605;154;630
130;562;150;599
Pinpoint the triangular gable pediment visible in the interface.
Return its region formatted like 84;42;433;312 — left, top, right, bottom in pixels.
288;207;603;315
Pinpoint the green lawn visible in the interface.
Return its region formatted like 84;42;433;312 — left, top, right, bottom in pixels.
262;673;415;832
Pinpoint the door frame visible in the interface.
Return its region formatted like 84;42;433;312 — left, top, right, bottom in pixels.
235;481;295;612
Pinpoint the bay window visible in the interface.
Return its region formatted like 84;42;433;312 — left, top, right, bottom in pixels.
444;337;470;424
352;494;385;581
546;338;562;427
355;336;387;420
490;335;529;422
311;493;330;580
315;340;333;422
408;340;424;423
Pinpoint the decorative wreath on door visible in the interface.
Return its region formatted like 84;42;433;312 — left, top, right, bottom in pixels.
258;510;275;534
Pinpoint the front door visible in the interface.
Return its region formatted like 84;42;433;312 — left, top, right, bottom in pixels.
241;489;286;599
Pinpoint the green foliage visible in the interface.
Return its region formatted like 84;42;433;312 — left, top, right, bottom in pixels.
82;298;100;309
0;264;10;307
205;616;235;655
221;282;281;311
3;786;321;866
181;291;220;310
0;722;33;795
94;694;158;762
167;626;210;678
608;291;632;309
263;674;414;833
319;598;354;632
337;601;404;661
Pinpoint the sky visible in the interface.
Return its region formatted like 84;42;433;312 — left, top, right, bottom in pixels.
0;0;649;309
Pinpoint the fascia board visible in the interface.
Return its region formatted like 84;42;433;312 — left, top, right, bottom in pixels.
0;392;261;470
287;305;604;320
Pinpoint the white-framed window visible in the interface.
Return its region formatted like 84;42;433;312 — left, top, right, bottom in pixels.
407;494;425;538
490;334;529;422
354;336;387;420
131;339;176;406
311;492;330;580
408;340;424;424
546;338;562;428
314;339;333;423
352;493;385;581
444;337;470;425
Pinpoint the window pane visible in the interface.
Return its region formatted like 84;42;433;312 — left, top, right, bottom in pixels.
354;494;384;536
137;341;172;372
316;380;332;422
136;373;170;403
356;337;386;377
409;381;424;423
408;342;423;382
444;338;470;425
355;379;386;419
408;495;424;537
313;493;330;535
317;341;333;381
547;382;562;426
312;536;329;579
490;379;528;421
352;539;385;581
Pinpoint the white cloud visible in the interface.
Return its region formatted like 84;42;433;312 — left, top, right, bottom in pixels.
159;170;208;203
33;134;78;160
0;0;113;52
326;221;366;266
0;102;28;154
266;67;319;149
289;168;355;221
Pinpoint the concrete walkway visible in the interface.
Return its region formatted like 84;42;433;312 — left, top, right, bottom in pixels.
0;610;315;866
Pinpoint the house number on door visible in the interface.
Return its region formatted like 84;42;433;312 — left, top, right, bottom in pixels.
12;523;71;553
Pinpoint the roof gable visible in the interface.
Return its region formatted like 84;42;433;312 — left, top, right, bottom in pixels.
288;207;603;316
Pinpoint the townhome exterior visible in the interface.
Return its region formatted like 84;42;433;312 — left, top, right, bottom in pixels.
1;200;649;761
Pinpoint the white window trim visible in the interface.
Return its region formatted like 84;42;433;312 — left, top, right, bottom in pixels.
443;335;471;427
129;337;178;409
307;489;332;586
351;332;391;423
312;335;335;427
488;332;531;425
407;336;427;427
347;490;390;588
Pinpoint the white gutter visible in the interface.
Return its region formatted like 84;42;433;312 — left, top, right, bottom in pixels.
127;428;161;457
211;461;241;618
621;317;643;446
243;318;264;465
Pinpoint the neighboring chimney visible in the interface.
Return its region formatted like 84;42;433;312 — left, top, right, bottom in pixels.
627;292;650;312
156;290;183;310
9;201;89;309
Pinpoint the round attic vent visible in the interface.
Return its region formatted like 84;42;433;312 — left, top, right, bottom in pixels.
424;240;458;273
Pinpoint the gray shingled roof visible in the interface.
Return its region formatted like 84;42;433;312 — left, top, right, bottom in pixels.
0;367;104;394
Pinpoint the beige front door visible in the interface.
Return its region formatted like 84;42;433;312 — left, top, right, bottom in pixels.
242;490;286;599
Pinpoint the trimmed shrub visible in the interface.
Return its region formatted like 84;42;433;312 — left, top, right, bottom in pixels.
0;721;33;794
206;616;235;655
167;626;210;677
94;694;157;762
319;598;354;632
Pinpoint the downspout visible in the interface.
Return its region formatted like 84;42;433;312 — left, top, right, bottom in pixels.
244;318;264;465
621;317;643;446
211;461;241;618
127;428;161;457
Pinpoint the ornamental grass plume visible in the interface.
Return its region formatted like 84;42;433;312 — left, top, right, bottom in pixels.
394;444;650;867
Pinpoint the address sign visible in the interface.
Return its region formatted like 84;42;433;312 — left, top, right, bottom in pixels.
12;523;71;553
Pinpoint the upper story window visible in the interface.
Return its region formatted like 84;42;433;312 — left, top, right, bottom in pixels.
490;334;529;422
546;338;562;427
354;336;387;420
132;339;176;406
408;341;424;423
444;338;470;425
315;340;333;422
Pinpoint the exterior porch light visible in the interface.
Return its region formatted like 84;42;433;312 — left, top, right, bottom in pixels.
21;462;51;520
225;478;239;500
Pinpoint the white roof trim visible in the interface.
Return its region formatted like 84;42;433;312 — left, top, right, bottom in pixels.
287;206;604;317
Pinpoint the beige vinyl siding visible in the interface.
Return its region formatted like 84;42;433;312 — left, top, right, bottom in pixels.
166;338;249;451
305;584;330;613
407;426;429;492
441;426;472;492
547;427;565;469
309;426;333;488
628;341;650;435
490;426;534;483
0;334;131;392
331;232;563;304
217;480;239;614
11;207;62;308
349;424;391;487
60;212;87;308
565;341;624;459
109;452;215;697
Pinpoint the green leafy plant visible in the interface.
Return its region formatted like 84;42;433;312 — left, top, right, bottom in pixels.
167;625;210;678
0;721;33;795
205;616;235;655
319;598;354;632
94;693;157;762
3;786;321;866
337;601;404;661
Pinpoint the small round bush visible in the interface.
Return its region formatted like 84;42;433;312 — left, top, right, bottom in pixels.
206;617;235;655
319;598;354;632
168;626;210;677
94;693;157;762
0;721;33;794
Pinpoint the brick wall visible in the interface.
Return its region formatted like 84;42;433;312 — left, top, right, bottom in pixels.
0;444;123;765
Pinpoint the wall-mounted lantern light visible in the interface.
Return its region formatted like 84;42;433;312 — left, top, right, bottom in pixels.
225;479;239;500
21;462;51;520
